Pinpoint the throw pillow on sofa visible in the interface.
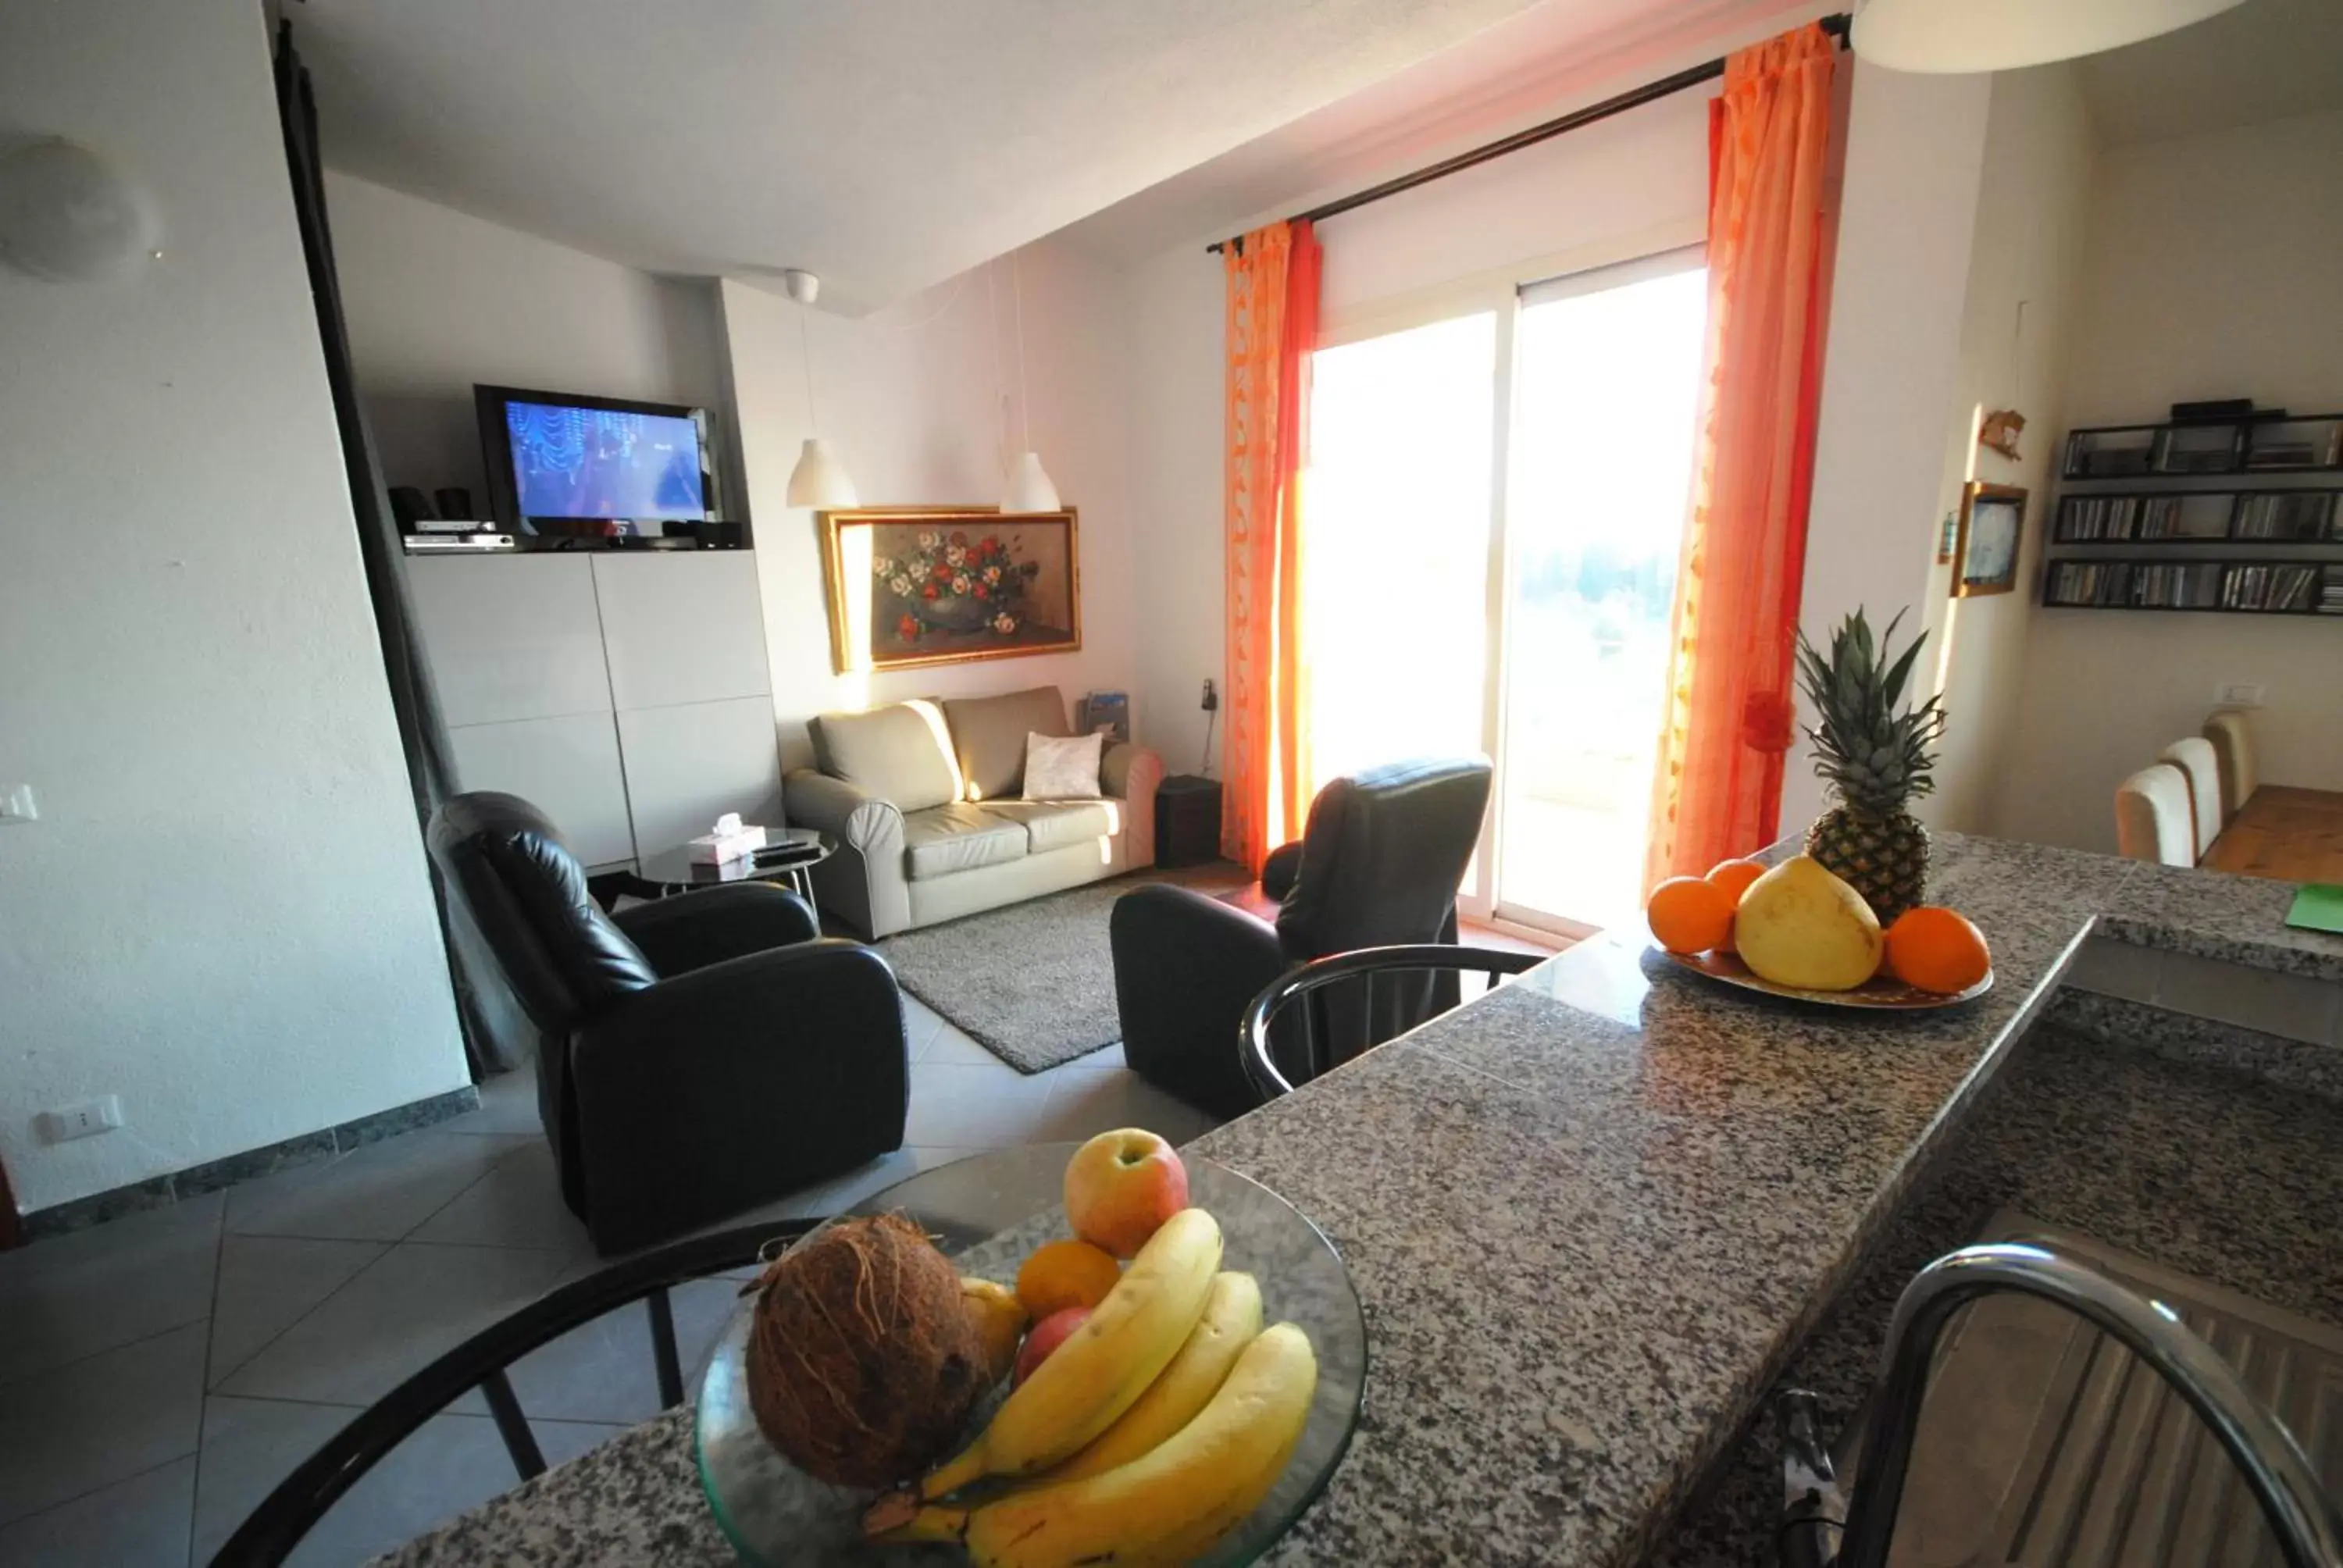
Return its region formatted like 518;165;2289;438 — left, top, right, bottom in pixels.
1022;731;1104;800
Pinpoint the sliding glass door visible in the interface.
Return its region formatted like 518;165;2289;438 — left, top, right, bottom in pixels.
1300;248;1706;935
1302;312;1496;793
1494;251;1707;933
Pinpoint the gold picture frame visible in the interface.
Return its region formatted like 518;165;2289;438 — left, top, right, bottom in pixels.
817;506;1082;673
1953;482;2025;598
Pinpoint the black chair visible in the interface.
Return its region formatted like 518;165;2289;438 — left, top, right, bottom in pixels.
1240;945;1545;1101
1111;757;1493;1118
211;1217;811;1566
427;791;908;1254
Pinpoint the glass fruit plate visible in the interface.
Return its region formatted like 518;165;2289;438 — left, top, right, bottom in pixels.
1663;946;1994;1008
694;1144;1367;1565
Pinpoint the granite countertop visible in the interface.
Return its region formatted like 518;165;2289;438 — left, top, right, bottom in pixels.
374;832;2342;1567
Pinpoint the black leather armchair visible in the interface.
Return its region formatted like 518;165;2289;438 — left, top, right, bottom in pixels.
427;792;908;1254
1110;757;1492;1119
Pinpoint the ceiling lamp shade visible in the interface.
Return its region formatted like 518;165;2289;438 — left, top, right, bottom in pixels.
786;437;858;508
1851;0;2248;73
1000;451;1061;514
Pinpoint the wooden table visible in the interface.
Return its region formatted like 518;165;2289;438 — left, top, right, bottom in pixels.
2203;784;2343;882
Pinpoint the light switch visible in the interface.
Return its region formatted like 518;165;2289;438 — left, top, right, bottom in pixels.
2215;682;2266;709
0;784;35;822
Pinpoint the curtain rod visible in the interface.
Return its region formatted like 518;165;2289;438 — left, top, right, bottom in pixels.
1207;12;1849;255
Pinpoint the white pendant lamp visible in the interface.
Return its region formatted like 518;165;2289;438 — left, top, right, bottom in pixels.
1850;0;2248;73
781;269;858;509
999;251;1061;514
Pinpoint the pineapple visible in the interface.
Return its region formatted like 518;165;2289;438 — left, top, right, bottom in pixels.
1794;609;1945;927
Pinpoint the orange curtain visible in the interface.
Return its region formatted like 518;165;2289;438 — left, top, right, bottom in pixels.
1645;25;1838;889
1221;219;1322;872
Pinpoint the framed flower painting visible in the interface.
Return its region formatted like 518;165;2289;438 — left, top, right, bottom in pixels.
817;507;1081;672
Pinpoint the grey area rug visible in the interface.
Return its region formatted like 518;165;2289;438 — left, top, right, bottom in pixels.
879;870;1242;1073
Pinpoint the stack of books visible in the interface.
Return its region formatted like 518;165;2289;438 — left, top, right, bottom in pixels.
2234;494;2334;540
2321;565;2343;616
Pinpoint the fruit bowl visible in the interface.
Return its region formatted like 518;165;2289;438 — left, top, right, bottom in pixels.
693;1146;1367;1565
1660;946;1993;1009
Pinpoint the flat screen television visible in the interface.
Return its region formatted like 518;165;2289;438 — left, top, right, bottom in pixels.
474;384;725;533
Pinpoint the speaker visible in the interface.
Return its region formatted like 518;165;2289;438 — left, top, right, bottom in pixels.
387;486;434;529
433;486;473;520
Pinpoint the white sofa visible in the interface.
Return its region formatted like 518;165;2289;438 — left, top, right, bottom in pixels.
784;686;1164;938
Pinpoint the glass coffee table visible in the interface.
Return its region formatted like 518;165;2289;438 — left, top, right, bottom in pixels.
637;828;836;903
693;1143;1368;1565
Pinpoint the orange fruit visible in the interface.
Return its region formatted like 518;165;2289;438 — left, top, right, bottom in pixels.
1015;1238;1122;1317
1884;907;1992;994
1705;858;1767;907
1646;875;1735;956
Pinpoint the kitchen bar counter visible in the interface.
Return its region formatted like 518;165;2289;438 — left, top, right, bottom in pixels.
375;833;2343;1567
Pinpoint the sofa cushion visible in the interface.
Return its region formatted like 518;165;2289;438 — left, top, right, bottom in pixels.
810;701;961;814
984;799;1119;854
942;686;1068;802
902;803;1030;881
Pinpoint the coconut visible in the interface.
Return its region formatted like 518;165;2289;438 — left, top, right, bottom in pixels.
744;1213;989;1488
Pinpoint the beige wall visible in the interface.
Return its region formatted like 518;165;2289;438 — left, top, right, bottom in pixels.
1998;109;2343;853
717;243;1142;769
1923;66;2095;837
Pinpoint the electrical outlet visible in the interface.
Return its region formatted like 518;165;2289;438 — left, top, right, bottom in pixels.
2215;682;2266;709
1200;679;1219;712
0;783;36;823
37;1096;123;1144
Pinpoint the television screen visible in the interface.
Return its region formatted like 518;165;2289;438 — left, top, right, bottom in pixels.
499;397;707;522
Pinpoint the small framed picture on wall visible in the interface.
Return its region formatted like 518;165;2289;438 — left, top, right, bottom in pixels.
1954;483;2026;597
817;506;1082;672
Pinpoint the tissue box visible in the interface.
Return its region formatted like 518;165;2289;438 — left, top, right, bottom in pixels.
686;821;768;865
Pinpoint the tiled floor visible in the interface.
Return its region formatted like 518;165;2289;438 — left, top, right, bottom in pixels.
0;997;1218;1566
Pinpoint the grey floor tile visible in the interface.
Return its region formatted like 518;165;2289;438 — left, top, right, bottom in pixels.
0;1454;194;1568
900;996;949;1060
406;1145;588;1253
919;1025;1007;1068
225;1132;533;1244
278;1413;615;1568
206;1235;388;1389
0;1319;207;1525
496;1276;741;1424
212;1244;573;1408
191;1396;619;1566
190;1395;351;1565
1034;1067;1221;1147
432;1068;542;1136
903;1061;1056;1147
0;1191;223;1387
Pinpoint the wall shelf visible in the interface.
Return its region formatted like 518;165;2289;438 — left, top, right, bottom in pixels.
2042;557;2341;616
2063;414;2343;479
2052;487;2342;545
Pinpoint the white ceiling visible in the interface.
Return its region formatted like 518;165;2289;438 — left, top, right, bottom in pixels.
2075;0;2343;148
297;0;1560;312
1056;0;1827;263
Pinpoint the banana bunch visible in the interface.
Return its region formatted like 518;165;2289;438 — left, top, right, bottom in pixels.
865;1209;1318;1568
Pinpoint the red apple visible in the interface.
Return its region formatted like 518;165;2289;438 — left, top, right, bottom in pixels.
1063;1128;1189;1260
1013;1306;1089;1387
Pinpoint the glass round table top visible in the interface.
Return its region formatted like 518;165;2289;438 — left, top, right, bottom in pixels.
694;1144;1366;1566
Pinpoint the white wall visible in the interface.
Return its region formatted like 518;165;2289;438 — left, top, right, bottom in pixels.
326;170;727;515
0;0;468;1213
1786;61;1992;835
1919;65;2095;836
1998;109;2343;853
718;242;1139;768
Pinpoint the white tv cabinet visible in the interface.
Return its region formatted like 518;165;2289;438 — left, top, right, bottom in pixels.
407;551;780;871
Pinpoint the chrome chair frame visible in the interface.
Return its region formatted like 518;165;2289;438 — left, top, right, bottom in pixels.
1782;1242;2343;1568
1239;943;1546;1101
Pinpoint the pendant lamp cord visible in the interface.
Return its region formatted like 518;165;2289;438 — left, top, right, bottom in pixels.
988;261;1011;477
1011;249;1032;451
797;302;819;437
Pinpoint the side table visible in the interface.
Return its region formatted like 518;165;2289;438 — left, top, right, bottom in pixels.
635;828;836;903
1155;774;1223;868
